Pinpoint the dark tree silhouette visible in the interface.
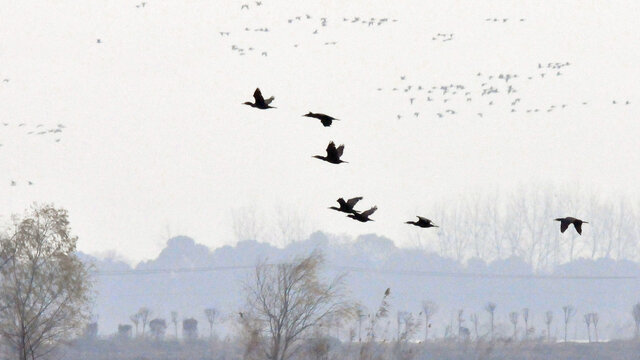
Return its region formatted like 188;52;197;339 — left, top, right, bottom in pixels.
204;308;218;338
149;318;167;340
545;311;554;342
584;313;592;342
522;308;530;339
171;311;178;338
591;312;599;342
509;312;519;340
632;303;640;339
562;305;576;342
485;302;497;341
421;301;438;342
183;318;198;340
138;307;152;336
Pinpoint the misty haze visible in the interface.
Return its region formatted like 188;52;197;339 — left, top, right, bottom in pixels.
1;1;640;359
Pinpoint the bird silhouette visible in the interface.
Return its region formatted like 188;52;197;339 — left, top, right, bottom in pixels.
348;206;377;222
555;217;588;235
243;88;275;109
329;197;363;214
313;141;347;164
303;112;339;127
405;216;438;228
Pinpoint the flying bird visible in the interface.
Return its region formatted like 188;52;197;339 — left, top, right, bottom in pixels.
329;197;363;214
243;88;275;109
555;217;588;235
348;206;377;222
303;112;339;127
313;141;347;164
405;216;438;228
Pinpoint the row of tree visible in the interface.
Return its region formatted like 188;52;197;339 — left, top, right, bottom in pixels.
232;186;640;270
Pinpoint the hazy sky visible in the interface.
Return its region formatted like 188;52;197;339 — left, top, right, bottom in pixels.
1;0;639;263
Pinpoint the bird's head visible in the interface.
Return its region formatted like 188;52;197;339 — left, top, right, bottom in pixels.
303;112;314;117
243;102;253;106
312;155;325;160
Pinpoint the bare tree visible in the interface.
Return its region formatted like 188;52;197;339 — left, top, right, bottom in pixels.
562;305;576;342
0;205;93;360
273;206;309;247
485;302;496;341
591;312;599;342
138;307;152;336
421;300;438;342
545;311;553;342
584;313;592;342
171;311;178;338
509;312;519;340
397;311;421;343
522;308;530;339
632;303;640;339
360;289;391;360
232;207;265;242
469;313;479;340
355;305;367;342
130;313;140;337
204;308;218;338
244;251;352;360
456;309;465;340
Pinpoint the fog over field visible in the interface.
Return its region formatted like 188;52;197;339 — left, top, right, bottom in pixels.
1;0;640;359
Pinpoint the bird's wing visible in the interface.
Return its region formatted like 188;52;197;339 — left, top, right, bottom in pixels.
560;221;569;233
321;118;332;127
337;198;347;207
346;197;363;207
361;206;377;217
574;222;583;235
253;88;266;107
326;141;338;157
336;144;345;158
264;96;275;105
417;216;431;223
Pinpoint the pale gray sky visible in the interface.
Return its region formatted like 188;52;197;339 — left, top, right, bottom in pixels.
1;0;639;263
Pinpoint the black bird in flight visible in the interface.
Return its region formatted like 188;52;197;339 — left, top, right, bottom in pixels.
329;197;363;214
313;141;347;164
243;88;275;109
555;217;588;235
303;112;339;127
348;206;377;222
406;216;438;228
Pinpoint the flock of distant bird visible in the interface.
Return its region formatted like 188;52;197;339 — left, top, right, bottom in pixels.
244;88;587;234
1;121;66;186
385;62;631;121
